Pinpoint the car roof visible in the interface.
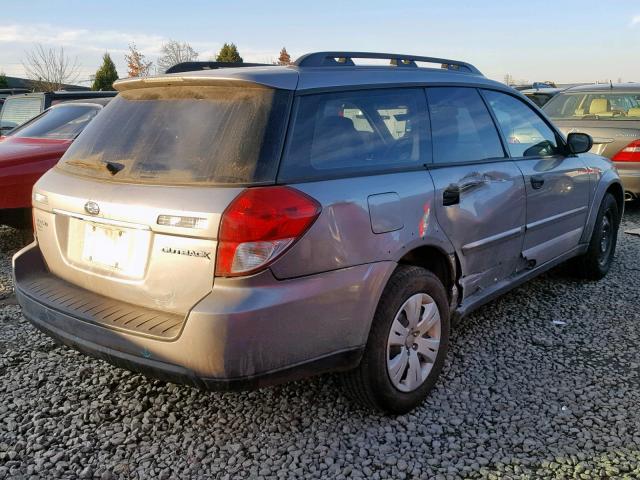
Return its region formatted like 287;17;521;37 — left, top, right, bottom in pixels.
521;87;563;94
116;64;509;93
115;51;510;94
563;83;640;93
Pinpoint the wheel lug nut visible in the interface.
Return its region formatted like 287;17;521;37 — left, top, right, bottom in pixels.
412;344;418;350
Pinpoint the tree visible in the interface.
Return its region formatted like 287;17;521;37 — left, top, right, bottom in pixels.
23;45;80;92
158;40;199;72
125;43;153;77
92;53;118;91
0;72;8;88
216;43;243;63
277;47;292;66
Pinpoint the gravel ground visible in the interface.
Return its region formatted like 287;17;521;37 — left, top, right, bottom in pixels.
1;203;640;480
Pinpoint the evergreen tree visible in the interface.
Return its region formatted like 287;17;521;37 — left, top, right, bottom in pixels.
0;72;8;88
92;53;118;90
216;43;243;63
277;47;292;66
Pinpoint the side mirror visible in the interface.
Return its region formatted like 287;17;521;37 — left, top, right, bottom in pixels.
567;132;593;154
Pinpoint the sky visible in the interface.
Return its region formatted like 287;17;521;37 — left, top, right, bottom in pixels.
1;0;640;86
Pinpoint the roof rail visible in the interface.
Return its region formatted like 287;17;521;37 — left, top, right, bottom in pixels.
294;51;482;75
165;61;272;74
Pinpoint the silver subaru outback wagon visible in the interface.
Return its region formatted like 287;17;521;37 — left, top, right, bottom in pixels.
13;52;622;413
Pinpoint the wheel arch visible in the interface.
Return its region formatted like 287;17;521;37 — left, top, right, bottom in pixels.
606;181;624;222
581;176;624;244
396;245;459;306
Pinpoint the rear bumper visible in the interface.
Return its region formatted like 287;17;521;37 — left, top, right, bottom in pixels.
617;169;640;196
13;243;393;390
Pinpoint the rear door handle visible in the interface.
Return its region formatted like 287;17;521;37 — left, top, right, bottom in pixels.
531;176;545;189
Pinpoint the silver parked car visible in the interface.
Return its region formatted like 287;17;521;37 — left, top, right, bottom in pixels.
13;52;623;413
543;84;640;200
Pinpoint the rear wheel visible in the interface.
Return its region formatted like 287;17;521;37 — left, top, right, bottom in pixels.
572;193;619;280
341;266;450;414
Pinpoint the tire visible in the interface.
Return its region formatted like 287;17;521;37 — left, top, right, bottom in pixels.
341;266;450;414
17;228;34;246
572;193;619;280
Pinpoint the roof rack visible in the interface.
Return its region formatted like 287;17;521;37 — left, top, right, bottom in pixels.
294;51;482;75
165;61;272;74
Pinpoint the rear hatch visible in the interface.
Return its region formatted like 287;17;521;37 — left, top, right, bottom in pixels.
32;82;291;316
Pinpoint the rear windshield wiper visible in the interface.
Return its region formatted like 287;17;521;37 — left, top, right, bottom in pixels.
64;159;125;175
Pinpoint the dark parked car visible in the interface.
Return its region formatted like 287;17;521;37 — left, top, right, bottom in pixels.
0;91;116;135
0;99;110;229
543;84;640;200
521;87;564;108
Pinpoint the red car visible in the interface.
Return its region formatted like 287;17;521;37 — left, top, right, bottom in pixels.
0;99;109;229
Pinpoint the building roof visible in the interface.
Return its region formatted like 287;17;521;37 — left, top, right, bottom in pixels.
3;76;91;92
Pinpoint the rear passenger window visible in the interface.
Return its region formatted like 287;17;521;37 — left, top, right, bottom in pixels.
483;90;561;158
426;87;505;164
279;88;429;181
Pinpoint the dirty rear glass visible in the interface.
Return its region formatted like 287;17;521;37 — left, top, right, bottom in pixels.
58;86;290;185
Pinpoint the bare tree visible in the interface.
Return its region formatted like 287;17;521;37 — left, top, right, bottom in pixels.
157;40;199;72
23;45;80;91
125;43;153;78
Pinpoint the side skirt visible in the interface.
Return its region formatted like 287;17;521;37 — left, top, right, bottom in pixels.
452;243;589;323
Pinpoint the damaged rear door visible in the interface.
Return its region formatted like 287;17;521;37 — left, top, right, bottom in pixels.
425;87;526;299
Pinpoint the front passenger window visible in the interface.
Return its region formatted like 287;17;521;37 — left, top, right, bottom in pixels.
483;90;561;158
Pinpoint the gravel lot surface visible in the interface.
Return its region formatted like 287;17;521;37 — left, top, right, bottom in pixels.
1;203;640;479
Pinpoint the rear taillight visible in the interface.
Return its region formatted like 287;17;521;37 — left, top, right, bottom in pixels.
215;186;321;277
612;140;640;162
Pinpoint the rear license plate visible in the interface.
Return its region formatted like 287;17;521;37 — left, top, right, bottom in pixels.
82;224;131;270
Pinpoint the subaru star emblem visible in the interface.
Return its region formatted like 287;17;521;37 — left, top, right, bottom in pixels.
84;201;100;216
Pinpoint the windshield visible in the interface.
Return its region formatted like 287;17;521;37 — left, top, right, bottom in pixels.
9;105;100;140
544;91;640;120
0;96;43;133
58;86;290;185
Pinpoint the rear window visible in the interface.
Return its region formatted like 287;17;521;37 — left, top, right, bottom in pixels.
426;87;505;164
0;96;44;134
9;105;100;140
279;88;429;181
58;86;291;185
544;92;640;120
